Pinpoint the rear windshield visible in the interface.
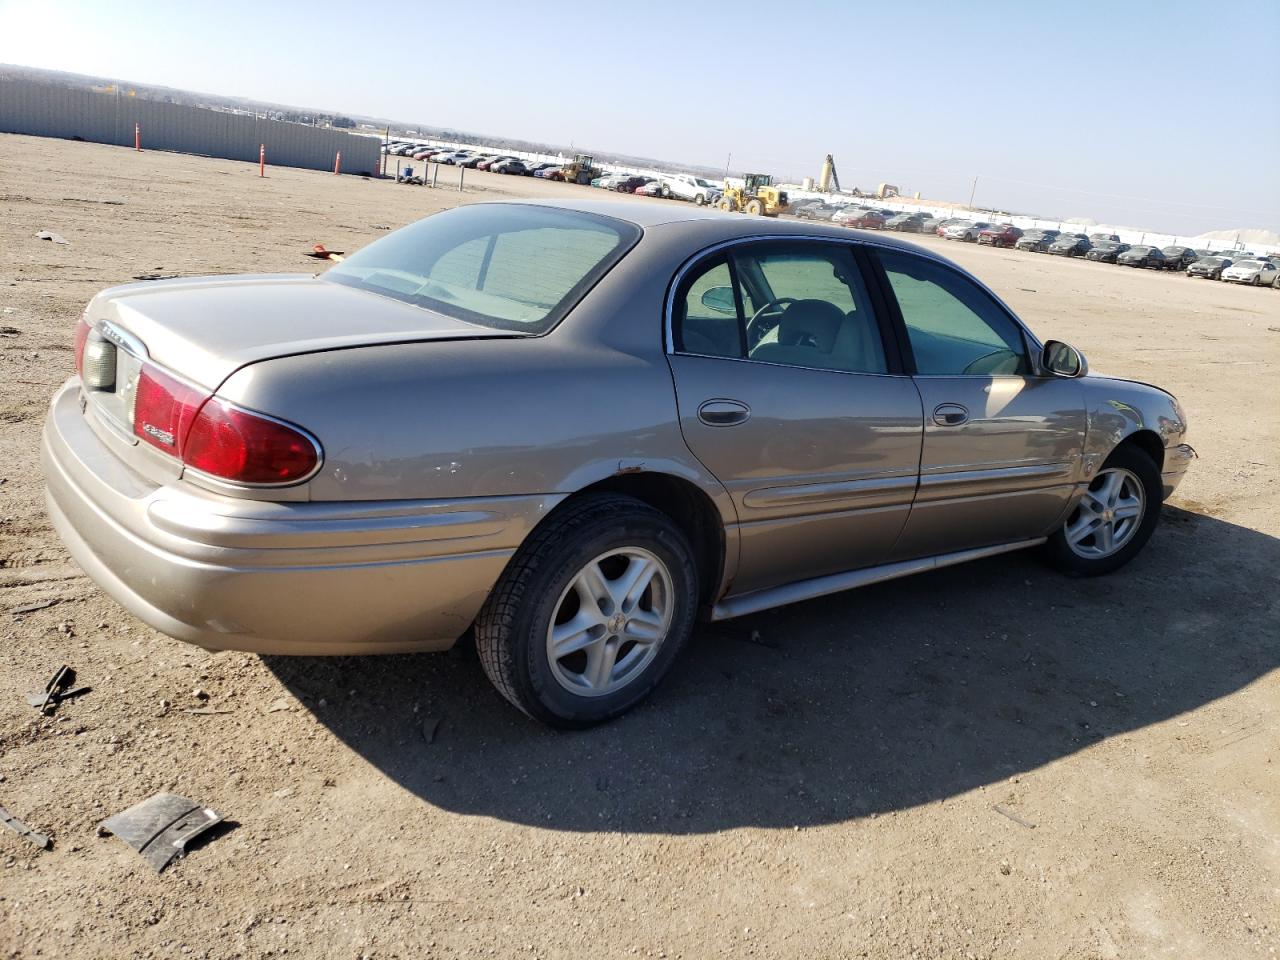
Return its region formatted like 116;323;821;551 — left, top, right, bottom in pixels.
324;204;639;334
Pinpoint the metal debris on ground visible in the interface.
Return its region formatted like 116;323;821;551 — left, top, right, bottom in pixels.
0;326;20;337
10;598;60;615
36;231;70;244
184;707;234;715
303;243;344;261
132;273;181;281
992;804;1037;829
0;804;52;850
100;793;225;873
25;664;91;715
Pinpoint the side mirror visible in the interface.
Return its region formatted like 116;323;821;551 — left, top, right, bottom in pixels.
699;285;737;315
1042;340;1087;378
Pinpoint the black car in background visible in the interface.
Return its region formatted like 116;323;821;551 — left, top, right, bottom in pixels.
1048;233;1091;257
920;217;946;234
1186;256;1233;279
886;213;928;232
1117;245;1166;269
1085;240;1130;263
1090;232;1120;243
1161;246;1198;271
1016;228;1061;252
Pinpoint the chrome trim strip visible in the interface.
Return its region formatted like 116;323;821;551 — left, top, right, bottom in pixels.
741;473;917;510
99;321;148;360
710;538;1046;620
915;461;1075;501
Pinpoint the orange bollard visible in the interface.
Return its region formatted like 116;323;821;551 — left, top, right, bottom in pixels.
334;151;341;175
259;144;265;177
134;122;140;151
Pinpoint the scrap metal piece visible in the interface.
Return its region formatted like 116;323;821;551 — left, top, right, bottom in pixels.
100;793;224;873
24;665;90;715
0;804;52;850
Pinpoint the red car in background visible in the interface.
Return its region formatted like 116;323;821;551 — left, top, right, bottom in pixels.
832;207;887;229
978;224;1023;248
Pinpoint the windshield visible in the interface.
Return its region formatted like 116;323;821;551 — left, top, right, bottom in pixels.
324;205;640;334
695;178;716;188
1197;257;1228;265
1233;260;1263;269
1128;246;1154;254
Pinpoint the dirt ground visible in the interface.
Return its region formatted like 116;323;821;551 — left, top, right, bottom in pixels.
0;134;1277;960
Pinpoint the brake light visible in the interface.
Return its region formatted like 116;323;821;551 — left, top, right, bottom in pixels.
74;318;90;376
133;365;206;453
184;399;319;484
131;363;319;484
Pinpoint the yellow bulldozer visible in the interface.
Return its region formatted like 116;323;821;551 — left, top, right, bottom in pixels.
717;173;788;216
561;153;601;186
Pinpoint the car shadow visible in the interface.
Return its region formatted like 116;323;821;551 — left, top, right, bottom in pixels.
264;506;1279;834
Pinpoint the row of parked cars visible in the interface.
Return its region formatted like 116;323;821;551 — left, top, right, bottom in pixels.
385;142;566;178
585;171;724;204
788;200;1279;288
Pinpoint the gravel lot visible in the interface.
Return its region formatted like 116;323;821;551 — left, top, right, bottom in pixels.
1;134;1277;959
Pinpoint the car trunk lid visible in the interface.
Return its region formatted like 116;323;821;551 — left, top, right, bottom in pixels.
87;273;514;390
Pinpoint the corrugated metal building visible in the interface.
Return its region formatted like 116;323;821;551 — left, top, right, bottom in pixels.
0;78;381;175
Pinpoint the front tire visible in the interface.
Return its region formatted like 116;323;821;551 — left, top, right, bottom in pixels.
474;494;698;727
1042;445;1162;577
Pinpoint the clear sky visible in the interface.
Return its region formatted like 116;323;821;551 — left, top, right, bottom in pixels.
2;0;1277;236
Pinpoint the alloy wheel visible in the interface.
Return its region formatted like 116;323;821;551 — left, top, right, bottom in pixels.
1063;467;1146;559
545;547;674;698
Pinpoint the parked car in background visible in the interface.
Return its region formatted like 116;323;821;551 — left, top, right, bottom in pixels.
886;213;928;233
1221;259;1279;285
615;176;654;194
46;200;1193;726
635;180;670;198
491;159;529;175
833;207;887;229
662;174;721;205
1160;246;1198;271
1049;234;1091;257
1085;240;1130;263
978;224;1023;247
1117;245;1166;269
942;221;990;242
1015;229;1060;252
795;203;840;221
1186;256;1232;280
920;217;946;234
1090;233;1120;243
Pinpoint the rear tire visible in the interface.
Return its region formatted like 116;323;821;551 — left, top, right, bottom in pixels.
474;494;699;727
1042;445;1162;577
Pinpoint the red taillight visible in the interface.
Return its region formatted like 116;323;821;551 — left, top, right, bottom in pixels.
131;364;319;485
133;365;207;454
74;318;90;376
184;399;319;484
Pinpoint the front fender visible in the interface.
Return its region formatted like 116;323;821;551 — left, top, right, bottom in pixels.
1080;375;1189;480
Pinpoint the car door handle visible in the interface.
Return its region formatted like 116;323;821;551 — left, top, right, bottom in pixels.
698;399;751;427
932;403;969;426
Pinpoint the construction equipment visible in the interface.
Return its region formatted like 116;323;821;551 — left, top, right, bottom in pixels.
819;154;841;194
561;154;600;186
717;173;788;217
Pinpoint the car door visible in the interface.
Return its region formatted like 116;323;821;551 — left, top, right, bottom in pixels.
666;240;924;596
870;249;1087;560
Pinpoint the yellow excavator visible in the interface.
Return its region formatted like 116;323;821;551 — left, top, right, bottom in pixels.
717;173;788;216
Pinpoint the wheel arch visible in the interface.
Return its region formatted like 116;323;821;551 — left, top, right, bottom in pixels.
1115;428;1165;473
539;471;730;612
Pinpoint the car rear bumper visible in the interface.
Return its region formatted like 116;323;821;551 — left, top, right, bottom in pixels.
42;380;556;655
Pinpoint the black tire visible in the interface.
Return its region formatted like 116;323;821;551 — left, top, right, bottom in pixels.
1042;444;1163;577
474;494;699;728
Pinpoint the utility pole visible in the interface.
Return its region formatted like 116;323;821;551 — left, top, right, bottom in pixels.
968;176;979;210
723;152;732;180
